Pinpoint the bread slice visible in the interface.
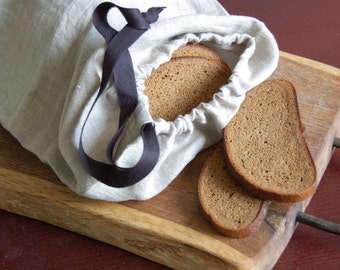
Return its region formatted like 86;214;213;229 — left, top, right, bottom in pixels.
171;43;231;73
223;79;317;202
144;56;230;121
171;44;221;59
198;144;268;238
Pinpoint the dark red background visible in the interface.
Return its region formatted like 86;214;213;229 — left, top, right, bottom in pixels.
1;1;339;269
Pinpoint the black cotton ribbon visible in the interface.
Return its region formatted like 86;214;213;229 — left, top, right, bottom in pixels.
79;2;164;188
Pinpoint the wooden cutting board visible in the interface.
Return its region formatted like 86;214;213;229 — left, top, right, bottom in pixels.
0;51;339;270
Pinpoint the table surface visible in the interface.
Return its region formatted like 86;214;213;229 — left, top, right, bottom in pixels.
1;1;339;269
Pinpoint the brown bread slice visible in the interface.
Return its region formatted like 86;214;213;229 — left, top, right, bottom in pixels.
198;144;268;238
171;43;231;73
144;56;230;121
172;43;221;59
223;79;317;202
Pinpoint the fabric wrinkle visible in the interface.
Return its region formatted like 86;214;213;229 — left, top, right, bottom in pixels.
0;0;279;201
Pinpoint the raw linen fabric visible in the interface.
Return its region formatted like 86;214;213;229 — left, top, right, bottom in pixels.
0;0;279;201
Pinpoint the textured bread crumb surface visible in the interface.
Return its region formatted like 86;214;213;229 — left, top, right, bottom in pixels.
198;146;264;236
172;43;231;73
145;57;230;121
171;43;230;70
224;79;316;200
172;44;221;59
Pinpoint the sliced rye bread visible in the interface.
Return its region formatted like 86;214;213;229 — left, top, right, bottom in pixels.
198;144;268;238
223;79;317;202
171;43;221;59
171;43;231;73
144;56;230;121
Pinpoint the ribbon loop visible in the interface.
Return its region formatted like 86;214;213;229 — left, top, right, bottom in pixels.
79;2;164;188
93;3;164;41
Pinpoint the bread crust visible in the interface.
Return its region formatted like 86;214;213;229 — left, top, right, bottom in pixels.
171;43;231;73
223;79;317;202
198;144;269;238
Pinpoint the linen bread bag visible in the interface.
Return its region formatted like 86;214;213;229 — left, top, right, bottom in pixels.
0;0;279;201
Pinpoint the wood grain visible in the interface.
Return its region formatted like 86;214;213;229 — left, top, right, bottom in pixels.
0;52;339;270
